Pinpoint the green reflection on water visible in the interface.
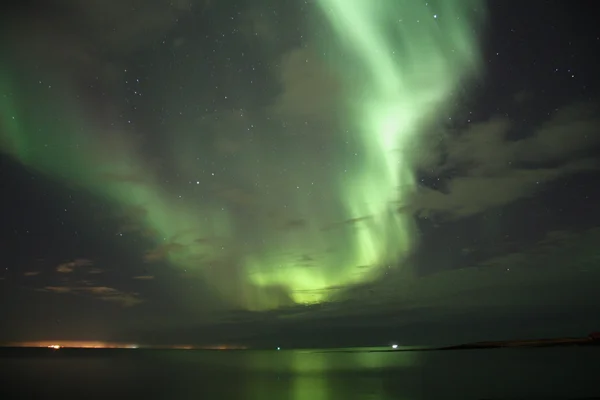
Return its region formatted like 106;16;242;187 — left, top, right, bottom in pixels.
164;349;418;399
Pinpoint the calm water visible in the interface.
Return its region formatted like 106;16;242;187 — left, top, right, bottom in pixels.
1;347;599;399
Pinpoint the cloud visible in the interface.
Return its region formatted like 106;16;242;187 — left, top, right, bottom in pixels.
43;285;143;307
144;243;185;262
120;226;600;346
111;205;159;239
44;286;72;294
238;8;276;39
23;271;41;277
212;184;257;208
515;102;599;163
196;110;252;155
56;265;74;273
280;219;307;231
133;275;155;280
101;172;148;185
55;258;94;273
321;216;373;232
53;0;204;53
269;47;341;122
403;102;600;220
477;227;600;272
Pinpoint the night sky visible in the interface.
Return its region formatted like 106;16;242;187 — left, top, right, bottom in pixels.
1;0;599;348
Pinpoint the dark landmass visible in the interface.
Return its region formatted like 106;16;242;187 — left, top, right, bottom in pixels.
317;333;600;353
437;336;600;351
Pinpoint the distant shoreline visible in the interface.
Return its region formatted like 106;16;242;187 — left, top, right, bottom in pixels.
1;334;599;353
314;335;600;353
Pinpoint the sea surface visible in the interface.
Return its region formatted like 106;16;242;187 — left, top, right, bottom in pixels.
1;346;599;399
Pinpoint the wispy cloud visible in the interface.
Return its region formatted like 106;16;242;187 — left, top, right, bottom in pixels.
56;258;94;273
87;268;104;274
42;285;143;307
402;101;600;220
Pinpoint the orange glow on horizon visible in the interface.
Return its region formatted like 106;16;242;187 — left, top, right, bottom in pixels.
5;341;247;350
8;341;136;349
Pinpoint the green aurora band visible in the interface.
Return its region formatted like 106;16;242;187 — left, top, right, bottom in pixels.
0;1;485;311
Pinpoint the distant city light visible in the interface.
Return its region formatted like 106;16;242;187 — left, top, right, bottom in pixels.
391;344;398;349
8;341;247;350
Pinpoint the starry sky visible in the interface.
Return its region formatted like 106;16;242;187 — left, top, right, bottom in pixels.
1;0;599;348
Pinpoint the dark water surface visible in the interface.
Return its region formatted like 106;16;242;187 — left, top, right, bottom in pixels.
1;347;599;399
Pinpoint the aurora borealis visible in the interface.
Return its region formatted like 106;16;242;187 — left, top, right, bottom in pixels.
1;0;600;347
1;1;485;310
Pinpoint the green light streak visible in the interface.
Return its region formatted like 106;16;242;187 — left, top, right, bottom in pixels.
0;1;484;311
251;0;485;304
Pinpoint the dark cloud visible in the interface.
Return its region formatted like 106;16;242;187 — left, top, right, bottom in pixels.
290;226;600;320
111;205;159;238
42;285;143;307
144;242;185;262
403;102;600;220
280;219;307;230
321;215;373;231
476;227;600;272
